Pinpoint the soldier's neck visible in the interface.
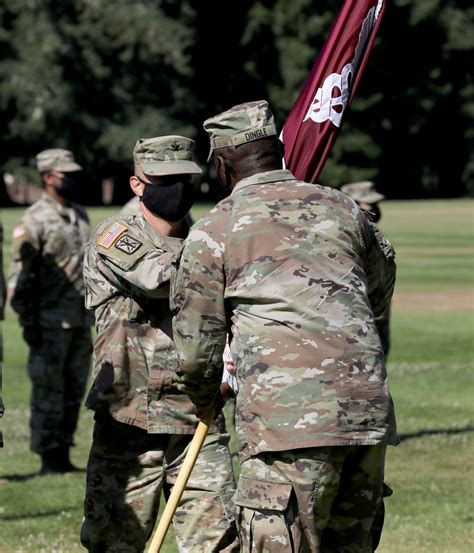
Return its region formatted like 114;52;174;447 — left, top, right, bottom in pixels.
46;187;69;207
141;204;182;237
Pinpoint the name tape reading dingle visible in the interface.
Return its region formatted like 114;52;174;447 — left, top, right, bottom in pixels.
245;128;268;141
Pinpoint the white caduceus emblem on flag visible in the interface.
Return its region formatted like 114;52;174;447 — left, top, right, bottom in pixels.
303;63;353;128
303;0;383;129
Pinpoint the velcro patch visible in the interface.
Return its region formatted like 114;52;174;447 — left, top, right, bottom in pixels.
114;233;143;255
97;222;128;249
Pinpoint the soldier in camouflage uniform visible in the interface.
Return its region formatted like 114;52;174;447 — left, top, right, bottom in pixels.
340;181;392;359
171;101;398;552
8;149;93;473
80;136;238;553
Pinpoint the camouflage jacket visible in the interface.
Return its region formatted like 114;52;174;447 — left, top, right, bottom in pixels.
368;218;394;359
8;193;93;329
84;214;224;434
172;169;398;461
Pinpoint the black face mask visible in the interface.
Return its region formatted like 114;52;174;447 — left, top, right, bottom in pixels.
369;205;382;223
56;174;79;201
140;181;194;222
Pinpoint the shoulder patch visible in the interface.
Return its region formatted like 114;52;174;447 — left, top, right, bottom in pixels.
97;222;128;249
114;233;143;255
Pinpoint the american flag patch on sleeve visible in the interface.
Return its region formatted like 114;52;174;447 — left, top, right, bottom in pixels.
97;222;128;248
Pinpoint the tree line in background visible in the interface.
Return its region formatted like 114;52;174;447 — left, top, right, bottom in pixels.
0;0;472;205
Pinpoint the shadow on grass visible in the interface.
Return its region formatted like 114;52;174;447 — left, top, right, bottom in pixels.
0;472;41;482
0;468;86;482
399;425;474;442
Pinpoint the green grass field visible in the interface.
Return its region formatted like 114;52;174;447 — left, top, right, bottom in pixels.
1;199;473;552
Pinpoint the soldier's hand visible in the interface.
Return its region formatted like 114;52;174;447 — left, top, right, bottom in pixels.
197;408;217;424
23;326;42;349
224;359;236;376
197;392;224;421
220;381;235;400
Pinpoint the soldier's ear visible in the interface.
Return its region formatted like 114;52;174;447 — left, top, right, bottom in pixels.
129;175;144;197
216;155;232;192
42;172;54;187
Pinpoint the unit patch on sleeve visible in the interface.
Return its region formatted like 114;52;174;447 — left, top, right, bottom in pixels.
114;233;143;255
97;222;128;249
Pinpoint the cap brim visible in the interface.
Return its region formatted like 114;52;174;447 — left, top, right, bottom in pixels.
141;160;202;176
56;161;83;172
362;192;385;203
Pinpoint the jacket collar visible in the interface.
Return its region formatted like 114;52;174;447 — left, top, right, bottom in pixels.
232;169;297;194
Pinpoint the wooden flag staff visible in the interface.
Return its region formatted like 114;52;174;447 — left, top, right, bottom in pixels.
148;412;214;553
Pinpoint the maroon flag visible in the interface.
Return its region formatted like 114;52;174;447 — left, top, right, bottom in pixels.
281;0;386;183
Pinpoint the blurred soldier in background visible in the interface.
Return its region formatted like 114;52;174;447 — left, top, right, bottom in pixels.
172;101;397;552
340;181;393;358
80;136;238;552
0;222;6;447
340;181;384;223
7;149;93;474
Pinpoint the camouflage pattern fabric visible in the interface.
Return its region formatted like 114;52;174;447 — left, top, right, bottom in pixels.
28;327;91;453
234;444;387;553
172;169;398;462
367;218;395;359
82;211;237;551
204;99;277;161
83;214;223;434
81;416;238;553
133;135;202;176
7;193;93;454
8;192;93;328
35;148;82;173
340;181;385;205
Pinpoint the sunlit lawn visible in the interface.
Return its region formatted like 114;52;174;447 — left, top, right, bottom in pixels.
1;199;473;552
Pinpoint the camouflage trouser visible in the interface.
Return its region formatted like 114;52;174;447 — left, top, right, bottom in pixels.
27;328;91;454
80;416;239;553
234;445;388;553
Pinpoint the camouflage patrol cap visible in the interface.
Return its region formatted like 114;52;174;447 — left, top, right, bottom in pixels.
36;148;82;173
133;136;202;176
203;100;277;161
340;181;385;204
